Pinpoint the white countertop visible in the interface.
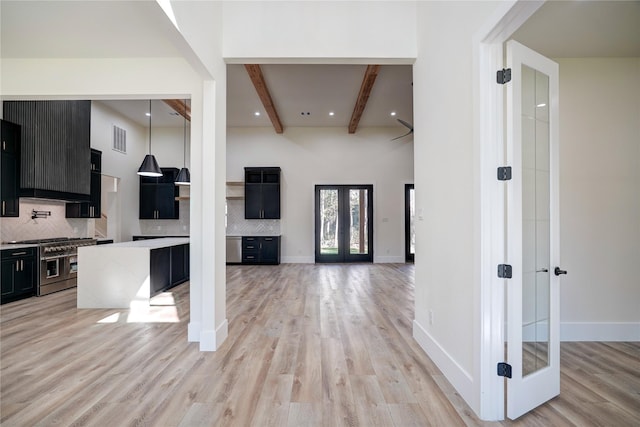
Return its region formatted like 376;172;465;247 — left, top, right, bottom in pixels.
1;243;40;251
82;237;189;250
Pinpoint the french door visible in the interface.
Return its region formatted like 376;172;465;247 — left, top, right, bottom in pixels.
505;40;561;419
315;185;373;263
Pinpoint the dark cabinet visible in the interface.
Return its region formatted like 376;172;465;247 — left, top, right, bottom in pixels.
139;168;179;219
150;247;171;295
244;167;281;219
149;243;190;296
170;244;189;286
66;149;102;218
1;120;21;217
242;236;281;265
1;247;37;304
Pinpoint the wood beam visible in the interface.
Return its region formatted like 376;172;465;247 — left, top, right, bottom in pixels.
348;65;380;134
244;64;284;134
163;99;191;122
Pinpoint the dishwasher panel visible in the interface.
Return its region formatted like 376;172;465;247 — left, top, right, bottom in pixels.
226;236;242;264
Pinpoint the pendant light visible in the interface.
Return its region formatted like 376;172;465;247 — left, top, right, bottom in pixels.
175;99;191;185
137;100;162;177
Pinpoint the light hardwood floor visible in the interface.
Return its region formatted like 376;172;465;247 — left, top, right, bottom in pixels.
1;264;638;426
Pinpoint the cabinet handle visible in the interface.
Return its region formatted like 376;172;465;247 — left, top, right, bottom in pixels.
21;260;24;271
12;251;27;256
15;261;19;272
2;140;5;150
2;201;5;215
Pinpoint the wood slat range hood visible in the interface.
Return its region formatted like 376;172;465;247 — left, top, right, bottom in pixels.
3;100;91;202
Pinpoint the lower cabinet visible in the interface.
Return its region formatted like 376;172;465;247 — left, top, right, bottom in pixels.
1;247;37;304
242;236;281;265
170;244;189;286
150;244;190;296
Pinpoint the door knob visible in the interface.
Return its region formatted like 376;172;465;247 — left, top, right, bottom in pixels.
554;267;567;276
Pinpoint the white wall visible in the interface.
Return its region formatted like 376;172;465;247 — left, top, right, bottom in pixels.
222;0;416;62
557;57;640;340
412;0;502;415
227;126;414;263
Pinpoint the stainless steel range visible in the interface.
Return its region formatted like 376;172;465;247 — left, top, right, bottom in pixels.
12;237;97;295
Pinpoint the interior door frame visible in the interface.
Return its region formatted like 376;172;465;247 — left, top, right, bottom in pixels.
474;0;546;421
314;184;374;263
405;184;415;262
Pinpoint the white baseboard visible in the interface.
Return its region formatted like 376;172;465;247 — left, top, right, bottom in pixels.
281;256;314;263
374;255;406;263
413;320;476;412
199;318;229;351
560;322;640;341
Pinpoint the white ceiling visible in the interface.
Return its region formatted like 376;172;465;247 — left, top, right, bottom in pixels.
2;1;638;130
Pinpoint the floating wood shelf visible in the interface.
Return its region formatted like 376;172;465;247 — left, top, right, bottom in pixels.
226;196;245;200
175;196;190;201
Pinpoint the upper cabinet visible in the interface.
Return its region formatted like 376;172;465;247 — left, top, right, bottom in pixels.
244;167;281;219
139;168;180;219
1;120;21;217
66;149;102;218
3;100;91;201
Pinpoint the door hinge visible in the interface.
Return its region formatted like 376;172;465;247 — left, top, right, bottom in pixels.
497;166;512;181
497;264;512;279
497;68;512;84
497;362;512;378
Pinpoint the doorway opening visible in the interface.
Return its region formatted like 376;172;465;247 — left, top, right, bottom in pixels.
315;185;373;263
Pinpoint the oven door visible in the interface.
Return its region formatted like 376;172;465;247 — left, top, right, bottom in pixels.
68;255;78;278
41;256;63;285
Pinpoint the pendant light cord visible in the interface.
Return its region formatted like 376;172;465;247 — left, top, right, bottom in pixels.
148;99;152;154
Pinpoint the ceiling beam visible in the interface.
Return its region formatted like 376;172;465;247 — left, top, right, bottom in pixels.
244;64;284;134
163;99;191;122
348;65;380;134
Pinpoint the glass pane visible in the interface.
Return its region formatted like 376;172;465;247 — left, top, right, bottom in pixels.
409;189;415;255
349;189;368;254
319;189;339;255
522;65;551;376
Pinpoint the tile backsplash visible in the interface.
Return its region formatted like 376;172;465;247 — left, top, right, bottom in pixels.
225;199;281;236
0;199;90;242
139;200;190;236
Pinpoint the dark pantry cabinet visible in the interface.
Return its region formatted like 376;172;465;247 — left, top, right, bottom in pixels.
139;168;180;219
66;149;102;218
1;247;37;304
244;167;280;219
1;120;21;217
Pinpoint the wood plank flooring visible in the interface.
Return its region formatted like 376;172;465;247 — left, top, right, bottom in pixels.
1;264;638;426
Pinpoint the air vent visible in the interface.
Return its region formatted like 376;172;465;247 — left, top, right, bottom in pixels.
113;125;127;154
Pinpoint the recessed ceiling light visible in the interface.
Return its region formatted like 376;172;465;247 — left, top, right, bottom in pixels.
254;111;261;116
536;103;547;108
329;111;335;116
390;111;397;116
145;112;151;117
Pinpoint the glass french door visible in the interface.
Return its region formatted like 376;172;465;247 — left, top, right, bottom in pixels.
315;185;373;263
405;184;415;262
506;40;561;420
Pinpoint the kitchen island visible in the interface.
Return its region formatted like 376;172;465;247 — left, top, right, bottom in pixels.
77;237;189;308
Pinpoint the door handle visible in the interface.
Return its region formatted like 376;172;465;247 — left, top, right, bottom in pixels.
554;267;567;276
